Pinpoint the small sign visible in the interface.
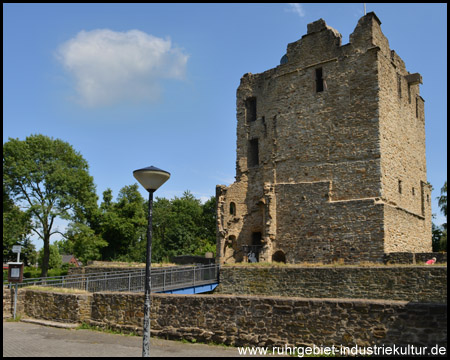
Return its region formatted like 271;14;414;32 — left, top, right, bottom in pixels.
8;262;24;283
12;245;22;253
11;268;20;278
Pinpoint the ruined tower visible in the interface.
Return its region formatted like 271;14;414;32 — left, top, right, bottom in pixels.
216;12;432;264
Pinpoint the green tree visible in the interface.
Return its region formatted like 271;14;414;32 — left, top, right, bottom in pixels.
432;181;448;252
89;188;217;263
3;186;33;262
438;181;447;225
432;222;444;252
99;185;147;261
437;181;447;251
3;134;98;277
152;197;173;262
169;191;203;255
201;196;217;244
57;223;107;265
38;244;62;270
439;229;447;252
151;191;217;262
20;238;38;267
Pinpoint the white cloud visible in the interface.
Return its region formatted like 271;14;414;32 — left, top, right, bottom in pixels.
56;29;189;107
199;196;211;204
286;3;306;17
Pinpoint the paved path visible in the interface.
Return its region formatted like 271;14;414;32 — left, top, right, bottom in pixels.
3;321;246;357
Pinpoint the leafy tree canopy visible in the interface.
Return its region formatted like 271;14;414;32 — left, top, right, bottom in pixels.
98;185;147;261
438;181;447;225
3;186;34;263
432;181;447;252
3;134;98;276
90;187;217;263
152;191;216;262
38;244;62;270
58;223;108;265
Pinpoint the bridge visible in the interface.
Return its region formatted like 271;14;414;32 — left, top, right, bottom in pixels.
3;264;220;295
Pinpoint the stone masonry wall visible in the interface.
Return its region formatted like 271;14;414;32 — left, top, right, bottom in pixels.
384;202;431;253
275;183;385;263
384;252;447;264
215;266;447;303
3;286;25;319
377;29;431;253
13;287;447;349
89;292;143;334
86;293;448;349
23;289;91;323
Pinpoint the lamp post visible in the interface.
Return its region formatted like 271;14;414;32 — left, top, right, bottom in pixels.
133;166;170;357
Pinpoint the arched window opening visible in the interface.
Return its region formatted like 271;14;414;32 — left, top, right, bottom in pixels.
230;202;236;216
272;250;286;263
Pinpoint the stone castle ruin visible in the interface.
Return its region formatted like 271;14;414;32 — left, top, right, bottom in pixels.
216;12;432;265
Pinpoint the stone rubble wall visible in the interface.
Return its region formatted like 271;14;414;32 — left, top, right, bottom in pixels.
215;266;447;303
15;290;446;349
23;289;91;323
2;286;25;319
274;183;385;263
6;264;445;321
146;294;446;349
384;252;447;264
6;262;447;351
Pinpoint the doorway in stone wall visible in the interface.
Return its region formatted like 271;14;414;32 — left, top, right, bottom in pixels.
250;232;262;262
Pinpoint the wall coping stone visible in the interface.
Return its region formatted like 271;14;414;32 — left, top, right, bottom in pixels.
21;318;80;329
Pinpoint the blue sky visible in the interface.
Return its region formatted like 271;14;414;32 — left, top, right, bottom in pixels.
3;3;447;249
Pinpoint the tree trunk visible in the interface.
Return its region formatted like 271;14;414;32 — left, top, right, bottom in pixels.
40;234;50;278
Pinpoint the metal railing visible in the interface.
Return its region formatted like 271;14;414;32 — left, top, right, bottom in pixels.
4;267;146;289
3;264;220;293
242;245;263;262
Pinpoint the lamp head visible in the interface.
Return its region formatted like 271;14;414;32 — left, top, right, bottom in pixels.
133;166;170;192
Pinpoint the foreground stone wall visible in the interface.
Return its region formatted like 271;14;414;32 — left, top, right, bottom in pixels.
87;293;448;349
23;290;91;323
13;289;447;349
215;266;447;303
90;292;143;334
2;286;25;319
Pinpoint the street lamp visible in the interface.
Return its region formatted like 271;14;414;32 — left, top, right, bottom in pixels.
133;165;170;357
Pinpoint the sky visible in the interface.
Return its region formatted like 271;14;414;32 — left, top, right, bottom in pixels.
3;3;447;250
